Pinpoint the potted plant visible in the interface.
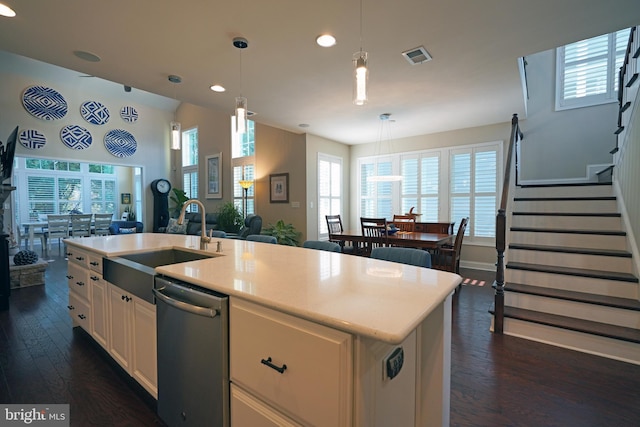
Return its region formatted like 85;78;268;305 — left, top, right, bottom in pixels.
169;188;190;218
262;220;301;246
217;202;243;233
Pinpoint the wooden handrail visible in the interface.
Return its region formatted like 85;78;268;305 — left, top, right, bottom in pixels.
494;114;522;334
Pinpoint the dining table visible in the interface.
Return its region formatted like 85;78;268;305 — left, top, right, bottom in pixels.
330;229;454;251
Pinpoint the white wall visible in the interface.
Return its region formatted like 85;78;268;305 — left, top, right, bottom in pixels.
521;49;617;181
0;51;176;230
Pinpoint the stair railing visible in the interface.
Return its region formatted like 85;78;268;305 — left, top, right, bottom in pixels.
494;114;523;334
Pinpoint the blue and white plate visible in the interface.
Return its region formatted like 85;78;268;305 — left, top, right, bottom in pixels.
80;100;110;125
120;106;138;123
19;129;47;150
104;129;137;157
22;86;68;120
60;125;93;150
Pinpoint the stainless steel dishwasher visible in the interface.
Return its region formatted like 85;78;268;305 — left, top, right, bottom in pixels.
153;276;229;427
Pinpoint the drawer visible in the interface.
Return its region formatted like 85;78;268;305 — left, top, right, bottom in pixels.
67;262;90;301
68;291;91;332
230;299;352;427
88;252;104;274
231;384;301;427
66;247;89;267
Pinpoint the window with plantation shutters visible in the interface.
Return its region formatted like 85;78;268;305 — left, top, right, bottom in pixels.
231;118;255;215
556;28;630;110
318;154;343;238
359;157;395;220
233;164;254;215
181;128;199;212
400;153;440;222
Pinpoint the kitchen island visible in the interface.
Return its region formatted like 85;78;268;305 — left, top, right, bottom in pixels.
65;233;462;427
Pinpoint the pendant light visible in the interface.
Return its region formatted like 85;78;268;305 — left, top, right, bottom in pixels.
353;0;368;105
368;113;403;182
233;37;249;135
168;74;182;150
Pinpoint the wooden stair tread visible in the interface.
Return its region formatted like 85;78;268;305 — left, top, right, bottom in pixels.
514;196;616;201
513;212;621;217
505;282;640;311
510;227;626;236
506;262;639;283
500;306;640;344
508;243;632;258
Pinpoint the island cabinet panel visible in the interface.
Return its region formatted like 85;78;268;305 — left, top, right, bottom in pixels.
231;384;301;427
106;282;158;398
230;299;353;427
89;272;109;348
67;291;90;330
66;248;91;333
67;261;90;301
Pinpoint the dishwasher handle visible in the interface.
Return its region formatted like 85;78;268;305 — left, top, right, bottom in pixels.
153;287;219;318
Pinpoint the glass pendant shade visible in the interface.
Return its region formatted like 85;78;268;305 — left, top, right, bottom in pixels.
170;121;181;150
353;51;368;105
235;97;247;135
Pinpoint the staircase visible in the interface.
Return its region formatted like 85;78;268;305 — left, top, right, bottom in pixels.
495;183;640;365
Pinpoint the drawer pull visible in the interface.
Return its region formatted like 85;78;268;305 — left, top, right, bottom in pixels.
78;314;86;320
76;281;85;287
90;261;99;266
67;305;75;310
261;357;287;374
66;275;73;279
90;276;99;281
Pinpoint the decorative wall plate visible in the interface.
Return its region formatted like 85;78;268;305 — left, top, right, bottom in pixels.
19;129;47;150
80;100;110;125
22;86;68;120
120;106;138;123
60;125;93;150
104;129;137;157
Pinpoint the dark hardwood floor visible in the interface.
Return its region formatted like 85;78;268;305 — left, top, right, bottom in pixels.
1;248;639;426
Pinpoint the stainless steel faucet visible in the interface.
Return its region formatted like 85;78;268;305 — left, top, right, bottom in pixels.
178;199;211;250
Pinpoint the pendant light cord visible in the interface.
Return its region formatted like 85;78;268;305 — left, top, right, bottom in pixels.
359;0;363;52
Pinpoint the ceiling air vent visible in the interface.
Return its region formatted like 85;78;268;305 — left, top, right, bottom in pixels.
401;46;432;65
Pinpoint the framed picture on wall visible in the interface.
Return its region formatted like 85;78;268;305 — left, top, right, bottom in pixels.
120;193;131;204
269;173;289;203
206;152;222;199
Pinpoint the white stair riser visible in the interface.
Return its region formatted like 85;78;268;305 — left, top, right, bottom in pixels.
494;318;640;365
505;292;640;329
509;231;627;250
511;215;623;231
515;186;613;198
505;268;638;299
514;199;617;214
509;249;632;272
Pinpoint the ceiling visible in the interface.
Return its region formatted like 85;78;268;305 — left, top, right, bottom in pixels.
1;1;638;145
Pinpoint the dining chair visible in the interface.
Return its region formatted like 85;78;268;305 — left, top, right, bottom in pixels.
302;240;342;252
433;217;469;290
246;234;278;244
45;214;70;254
371;247;432;268
93;213;113;236
15;226;46;252
392;214;416;232
325;214;357;254
360;217;388;257
70;214;93;238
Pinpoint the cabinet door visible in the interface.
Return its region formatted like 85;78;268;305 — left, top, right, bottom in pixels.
131;296;157;398
107;284;131;371
90;274;109;349
67;262;90;301
231;384;301;427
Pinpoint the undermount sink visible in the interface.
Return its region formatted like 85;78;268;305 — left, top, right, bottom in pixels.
103;248;217;304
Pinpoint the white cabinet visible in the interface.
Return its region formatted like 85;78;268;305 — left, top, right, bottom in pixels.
107;283;157;398
89;269;109;348
230;299;353;427
66;248;90;332
231;384;301;427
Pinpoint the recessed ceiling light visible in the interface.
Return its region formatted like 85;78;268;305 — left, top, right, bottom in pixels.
210;84;225;92
316;34;336;47
0;3;16;17
73;50;101;62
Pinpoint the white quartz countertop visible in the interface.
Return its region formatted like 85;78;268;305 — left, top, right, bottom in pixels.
67;233;462;344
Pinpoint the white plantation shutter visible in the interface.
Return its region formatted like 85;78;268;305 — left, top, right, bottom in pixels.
474;150;497;237
318;154;342;238
557;28;631;110
400;154;439;222
181;128;199;212
450;152;471;234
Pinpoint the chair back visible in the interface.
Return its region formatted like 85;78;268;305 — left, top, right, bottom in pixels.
433;217;468;273
453;217;469;254
93;213;113;236
371;247;432;268
392;214;416;232
46;215;70;239
246;234;277;244
210;230;226;238
239;215;263;238
70;214;93;237
325;214;344;236
302;240;342;252
360;217;388;255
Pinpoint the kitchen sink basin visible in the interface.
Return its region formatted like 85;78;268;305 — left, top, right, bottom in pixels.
103;248;216;304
